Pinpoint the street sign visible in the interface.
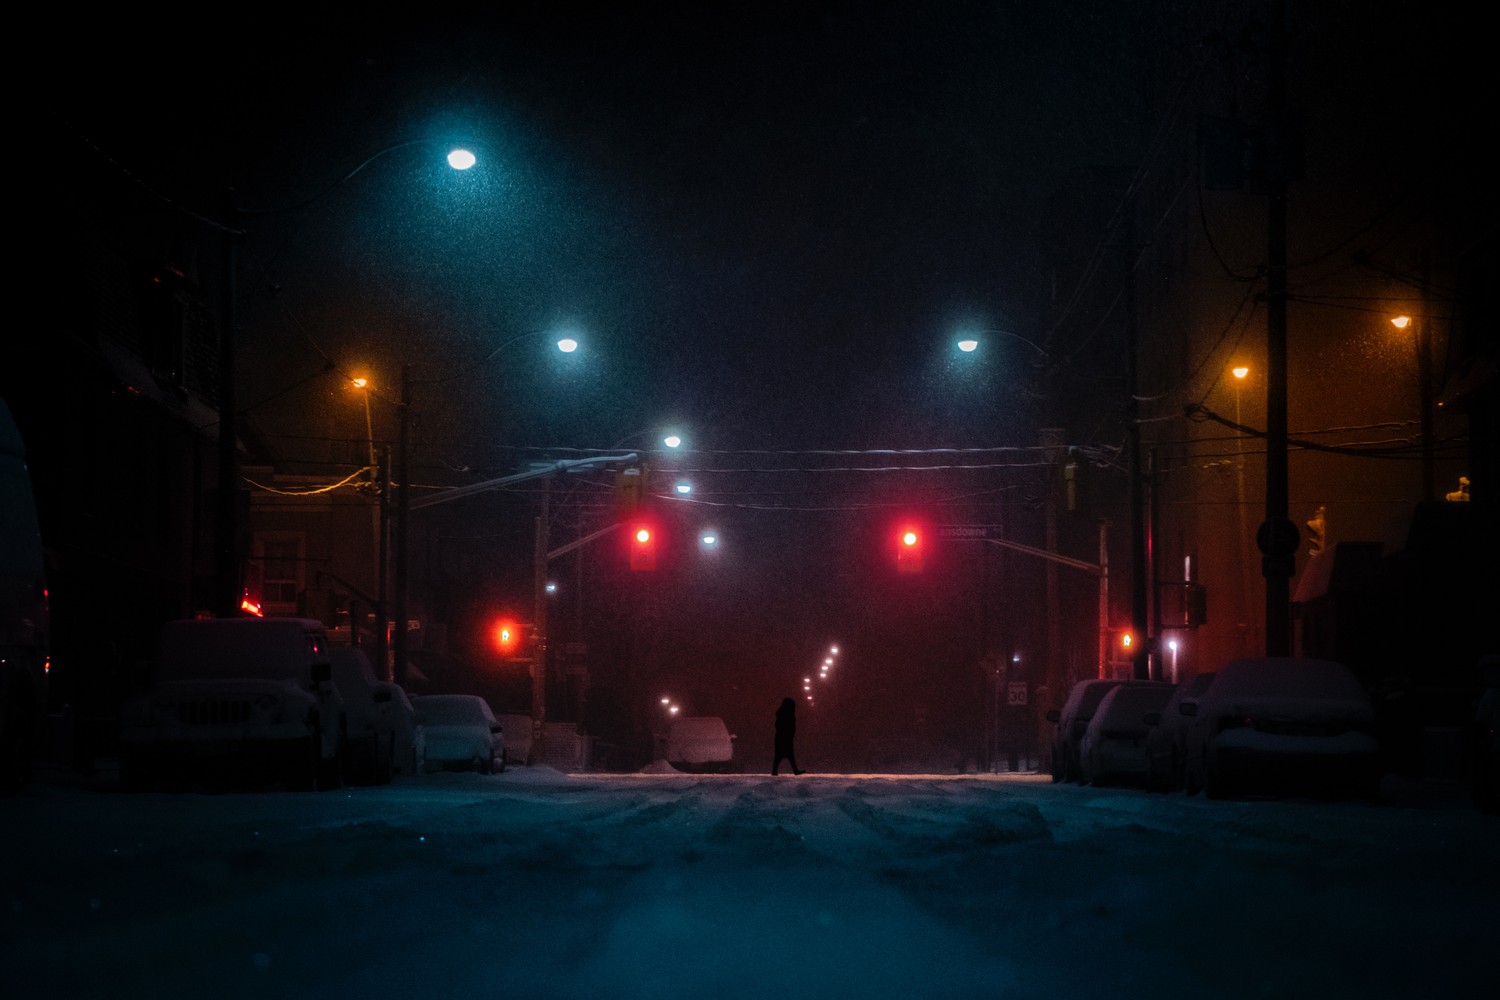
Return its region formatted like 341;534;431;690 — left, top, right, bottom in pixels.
936;524;1004;540
1007;682;1028;706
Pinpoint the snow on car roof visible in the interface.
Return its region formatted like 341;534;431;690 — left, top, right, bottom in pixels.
1210;657;1366;700
1094;683;1176;724
412;694;495;724
156;617;329;682
1201;658;1374;721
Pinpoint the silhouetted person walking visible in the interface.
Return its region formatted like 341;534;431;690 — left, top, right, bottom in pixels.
772;697;804;775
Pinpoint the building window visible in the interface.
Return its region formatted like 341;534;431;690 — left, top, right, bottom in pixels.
261;538;302;614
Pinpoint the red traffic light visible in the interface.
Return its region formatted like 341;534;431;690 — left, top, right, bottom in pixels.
897;527;923;573
629;523;657;571
493;619;523;656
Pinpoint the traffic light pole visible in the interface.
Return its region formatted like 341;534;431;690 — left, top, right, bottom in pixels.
960;521;1110;681
532;480;550;762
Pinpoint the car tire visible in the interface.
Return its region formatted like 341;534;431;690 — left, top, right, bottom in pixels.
119;748;154;793
316;744;343;791
377;735;394;785
1184;756;1202;796
1204;753;1232;800
0;674;36;796
286;736;319;792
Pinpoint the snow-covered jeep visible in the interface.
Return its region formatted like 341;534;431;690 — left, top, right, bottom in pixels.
119;617;345;791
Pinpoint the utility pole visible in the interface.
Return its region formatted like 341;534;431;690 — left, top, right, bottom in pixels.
1040;428;1065;708
1416;252;1435;502
393;364;411;686
532;476;552;761
215;188;241;618
375;445;391;680
1124;200;1149;680
1262;0;1294;658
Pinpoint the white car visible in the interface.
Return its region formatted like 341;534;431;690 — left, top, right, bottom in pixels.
1078;681;1175;786
657;716;736;772
1180;657;1380;800
413;695;505;774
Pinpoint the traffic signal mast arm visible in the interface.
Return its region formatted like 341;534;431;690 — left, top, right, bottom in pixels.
940;522;1112;682
978;535;1100;575
547;521;621;561
409;453;642;511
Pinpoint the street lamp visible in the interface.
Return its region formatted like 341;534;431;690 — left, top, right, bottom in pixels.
952;328;1051;360
1230;364;1252;644
218;139;479;619
394;330;580;689
612;428;684;452
1392;314;1434;501
350;377;378;479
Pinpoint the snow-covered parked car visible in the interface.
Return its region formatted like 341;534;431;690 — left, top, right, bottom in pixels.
328;646;407;785
1180;657;1380;800
119;617;346;791
497;713;533;767
1078;681;1175;786
1048;679;1154;783
413;694;505;774
656;716;736;772
1143;671;1217;792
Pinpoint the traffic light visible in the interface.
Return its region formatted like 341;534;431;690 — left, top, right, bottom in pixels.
492;618;525;658
616;466;645;519
629;523;657;571
897;527;923;573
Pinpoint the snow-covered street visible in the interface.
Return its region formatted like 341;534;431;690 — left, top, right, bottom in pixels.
6;767;1493;999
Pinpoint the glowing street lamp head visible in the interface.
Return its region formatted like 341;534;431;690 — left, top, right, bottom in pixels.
447;148;477;170
556;337;579;353
1232;365;1249;380
1391;315;1413;330
351;376;369;389
957;338;979;353
663;434;682;449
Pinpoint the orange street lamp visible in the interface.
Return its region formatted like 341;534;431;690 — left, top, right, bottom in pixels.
1391;314;1434;500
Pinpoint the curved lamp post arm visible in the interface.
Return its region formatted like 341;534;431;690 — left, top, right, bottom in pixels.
240;139;475;217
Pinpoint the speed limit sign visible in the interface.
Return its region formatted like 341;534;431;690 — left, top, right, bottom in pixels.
1007;682;1028;706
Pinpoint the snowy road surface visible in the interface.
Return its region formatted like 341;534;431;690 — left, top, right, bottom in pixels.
6;767;1493;999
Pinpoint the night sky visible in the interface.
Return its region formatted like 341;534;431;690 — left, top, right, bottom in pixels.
36;3;1487;762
